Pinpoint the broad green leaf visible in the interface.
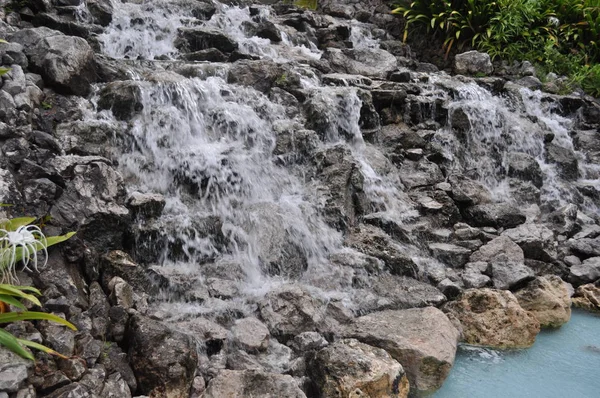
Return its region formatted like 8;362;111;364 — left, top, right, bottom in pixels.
0;311;77;330
0;285;41;307
0;67;10;76
2;217;36;231
18;339;69;359
0;328;33;360
0;295;26;310
45;232;76;248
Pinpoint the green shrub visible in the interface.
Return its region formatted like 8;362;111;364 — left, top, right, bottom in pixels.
391;0;600;96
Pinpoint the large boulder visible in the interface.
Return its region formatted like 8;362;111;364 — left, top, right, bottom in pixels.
309;339;410;398
126;315;198;398
344;307;459;395
514;275;571;328
258;286;342;341
323;47;398;79
470;236;534;290
506;152;543;188
28;35;96;96
569;257;600;285
443;288;540;348
175;27;238;53
572;283;600;313
230;317;270;353
454;51;493;75
204;370;306;397
462;203;526;229
502;223;557;262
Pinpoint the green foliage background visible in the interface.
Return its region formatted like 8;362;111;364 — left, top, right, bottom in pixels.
392;0;600;96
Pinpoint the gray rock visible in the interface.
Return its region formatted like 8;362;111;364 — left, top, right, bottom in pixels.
308;339;409;398
204;370;306;398
175;27;238;53
429;243;472;268
345;225;418;278
462;266;491;289
9;27;63;50
323;47;398;79
568;237;600;257
231;317;270;353
126;314;198;397
345;307;459;394
448;174;492;205
227;60;284;93
454;51;493;75
3;64;26;95
0;347;32;392
471;236;534;289
100;373;131;398
87;0;114;26
569;257;600;285
548;204;579;236
502;223;557;262
463;203;526;228
108;277;134;309
0;89;17;121
399;159;444;189
545;143;579;180
45;383;92;398
258;286;327;340
40;319;76;357
55;120;126;159
288;332;328;353
29;35;96;96
0;41;28;67
58;358;87;381
438;278;462;299
516;76;543;90
507;152;543;188
366;274;447;311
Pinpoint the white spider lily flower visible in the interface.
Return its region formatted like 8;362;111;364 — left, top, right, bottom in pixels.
548;17;560;27
0;225;48;283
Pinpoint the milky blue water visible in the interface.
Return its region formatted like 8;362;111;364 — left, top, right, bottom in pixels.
435;310;600;398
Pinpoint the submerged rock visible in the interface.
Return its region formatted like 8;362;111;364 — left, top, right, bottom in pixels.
514;275;571;328
309;339;410;398
443;288;540;348
345;307;459;394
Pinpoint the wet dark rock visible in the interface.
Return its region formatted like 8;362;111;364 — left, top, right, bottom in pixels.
87;0;114;26
204;370;306;398
568;237;600;258
227;60;284;93
126;314;198;398
507;152;543;188
242;19;282;42
97;81;143;121
44;382;91;398
462;203;526;229
308;339;409;398
323;47;397;79
547;204;579;236
344;307;459;394
181;48;227;62
429;243;472;268
176;27;238;53
98;342;136;393
545;143;579;180
437;278;462;299
454;51;493;75
127;192;165;219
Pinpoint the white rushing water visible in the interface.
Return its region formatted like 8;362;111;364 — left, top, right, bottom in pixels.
90;0;597;321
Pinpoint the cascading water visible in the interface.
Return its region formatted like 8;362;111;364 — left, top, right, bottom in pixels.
89;0;598;335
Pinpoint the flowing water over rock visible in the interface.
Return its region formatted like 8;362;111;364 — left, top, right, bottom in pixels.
6;0;598;395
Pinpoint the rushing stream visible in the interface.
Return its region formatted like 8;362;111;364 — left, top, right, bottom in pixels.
435;310;600;398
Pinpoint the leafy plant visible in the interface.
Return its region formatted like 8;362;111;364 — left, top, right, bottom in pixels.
0;215;76;360
293;0;317;10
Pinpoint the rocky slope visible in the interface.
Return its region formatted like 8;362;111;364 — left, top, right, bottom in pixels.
1;0;600;397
